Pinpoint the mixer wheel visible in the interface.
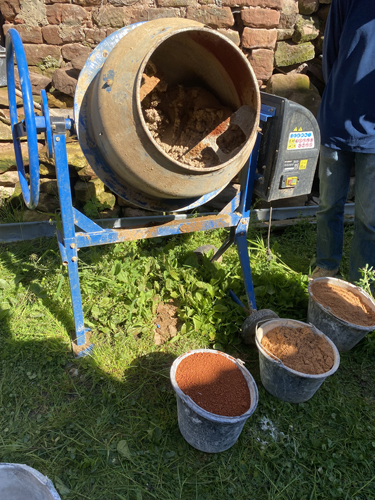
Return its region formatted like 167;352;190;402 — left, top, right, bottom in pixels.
6;29;41;209
241;309;279;345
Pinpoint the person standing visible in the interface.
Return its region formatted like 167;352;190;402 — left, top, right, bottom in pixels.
312;0;375;283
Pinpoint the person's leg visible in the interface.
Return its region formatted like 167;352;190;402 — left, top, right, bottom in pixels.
349;152;375;283
315;145;354;271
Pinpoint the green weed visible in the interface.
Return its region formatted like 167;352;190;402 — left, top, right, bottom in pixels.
83;198;111;219
0;225;374;500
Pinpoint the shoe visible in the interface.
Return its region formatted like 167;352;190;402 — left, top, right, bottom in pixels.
310;266;339;279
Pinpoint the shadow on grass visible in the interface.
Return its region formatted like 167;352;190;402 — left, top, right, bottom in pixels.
0;317;190;499
1;233;375;500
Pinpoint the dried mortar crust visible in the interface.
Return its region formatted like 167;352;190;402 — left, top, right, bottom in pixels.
175;352;251;417
140;62;246;169
311;281;375;327
261;326;335;375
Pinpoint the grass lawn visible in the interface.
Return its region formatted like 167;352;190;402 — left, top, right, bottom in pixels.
0;220;374;500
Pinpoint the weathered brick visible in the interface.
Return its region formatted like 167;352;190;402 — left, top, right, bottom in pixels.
223;0;282;8
61;4;89;24
3;24;43;44
72;0;102;5
42;25;63;45
186;6;234;28
274;40;315;66
92;5;126;28
15;2;48;27
59;26;85;43
46;3;63;24
0;0;20;21
292;14;320;44
24;44;61;66
298;0;318;15
156;0;193;6
121;7;181;25
242;27;277;49
14;69;52;94
108;0;141;5
277;28;294;40
61;43;92;61
279;0;298;29
241;7;280;28
142;8;181;21
217;28;241;46
71;53;90;71
52;66;80;97
247;48;274;80
85;28;107;45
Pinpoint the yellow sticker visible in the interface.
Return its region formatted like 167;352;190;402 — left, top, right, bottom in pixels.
288;138;296;149
293;127;297;131
299;159;308;170
298;127;303;131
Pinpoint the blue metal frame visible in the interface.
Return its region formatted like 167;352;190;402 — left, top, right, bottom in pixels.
6;29;40;209
7;27;276;356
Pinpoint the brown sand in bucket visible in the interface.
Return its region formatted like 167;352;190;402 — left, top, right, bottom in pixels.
175;352;251;416
261;326;334;375
311;281;375;327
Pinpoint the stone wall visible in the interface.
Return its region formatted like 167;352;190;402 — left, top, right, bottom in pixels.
0;0;333;221
0;0;330;95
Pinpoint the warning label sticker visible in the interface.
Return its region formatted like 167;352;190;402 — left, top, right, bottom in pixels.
287;131;315;150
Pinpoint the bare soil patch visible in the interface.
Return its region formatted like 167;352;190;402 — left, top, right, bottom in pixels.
153;300;180;345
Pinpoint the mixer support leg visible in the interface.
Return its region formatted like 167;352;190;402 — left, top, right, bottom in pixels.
53;131;93;356
235;218;256;311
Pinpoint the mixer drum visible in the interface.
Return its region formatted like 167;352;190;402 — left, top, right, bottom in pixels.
86;19;260;201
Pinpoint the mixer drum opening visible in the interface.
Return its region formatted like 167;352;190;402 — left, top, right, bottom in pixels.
88;19;260;200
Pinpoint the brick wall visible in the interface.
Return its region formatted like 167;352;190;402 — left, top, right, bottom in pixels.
0;0;330;95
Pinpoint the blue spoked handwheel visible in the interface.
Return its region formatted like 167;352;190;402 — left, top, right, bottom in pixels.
41;89;53;159
6;28;40;209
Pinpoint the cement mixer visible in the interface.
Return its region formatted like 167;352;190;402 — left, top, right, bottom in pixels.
6;19;320;355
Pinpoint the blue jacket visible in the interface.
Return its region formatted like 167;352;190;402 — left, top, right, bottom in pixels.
317;0;375;153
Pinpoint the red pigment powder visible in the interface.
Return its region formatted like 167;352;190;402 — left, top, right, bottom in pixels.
175;352;251;416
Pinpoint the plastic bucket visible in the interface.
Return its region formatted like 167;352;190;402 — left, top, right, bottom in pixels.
255;319;340;403
308;277;375;352
0;463;61;500
170;349;258;453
